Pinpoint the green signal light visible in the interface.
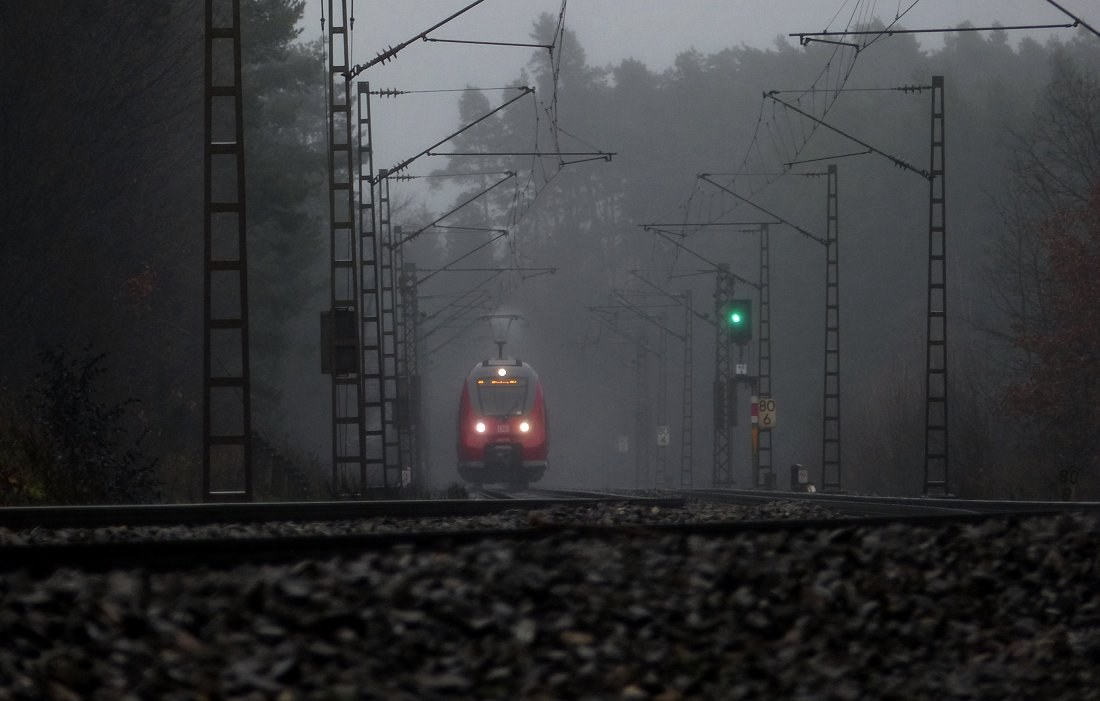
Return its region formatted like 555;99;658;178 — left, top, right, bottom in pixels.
724;298;753;342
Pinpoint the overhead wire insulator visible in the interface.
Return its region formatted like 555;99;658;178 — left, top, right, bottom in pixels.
891;157;920;174
375;45;398;65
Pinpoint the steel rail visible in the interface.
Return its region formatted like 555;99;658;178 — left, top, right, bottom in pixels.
686;489;980;517
0;495;682;531
2;507;1087;575
685;488;1100;516
468;487;518;500
528;488;654;500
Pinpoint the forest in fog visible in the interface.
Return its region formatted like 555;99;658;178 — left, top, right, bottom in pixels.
1;1;1098;502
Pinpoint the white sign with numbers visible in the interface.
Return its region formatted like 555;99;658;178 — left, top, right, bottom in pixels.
758;396;777;428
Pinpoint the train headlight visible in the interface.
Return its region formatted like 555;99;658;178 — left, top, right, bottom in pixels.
497;368;507;377
475;421;487;433
519;421;530;433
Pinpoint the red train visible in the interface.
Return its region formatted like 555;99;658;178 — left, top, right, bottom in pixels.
457;357;548;488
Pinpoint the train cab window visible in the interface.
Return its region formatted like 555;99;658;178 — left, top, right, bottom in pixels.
476;377;528;416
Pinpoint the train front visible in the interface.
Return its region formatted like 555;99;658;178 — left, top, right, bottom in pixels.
457;358;548;487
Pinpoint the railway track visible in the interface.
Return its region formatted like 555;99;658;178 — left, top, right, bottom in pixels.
2;488;1096;574
0;491;685;573
681;487;1100;518
4;488;1100;699
0;491;683;531
4;497;1096;699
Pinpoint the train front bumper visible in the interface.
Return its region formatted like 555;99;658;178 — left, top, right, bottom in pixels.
458;443;547;484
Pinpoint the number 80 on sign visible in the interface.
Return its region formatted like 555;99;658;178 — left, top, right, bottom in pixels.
752;396;777;428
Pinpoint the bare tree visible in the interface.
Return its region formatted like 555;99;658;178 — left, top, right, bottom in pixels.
984;53;1100;498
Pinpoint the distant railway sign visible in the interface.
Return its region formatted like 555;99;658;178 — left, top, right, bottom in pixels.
617;436;630;453
656;425;671;447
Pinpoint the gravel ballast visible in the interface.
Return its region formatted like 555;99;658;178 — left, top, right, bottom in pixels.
0;499;845;546
1;504;1098;699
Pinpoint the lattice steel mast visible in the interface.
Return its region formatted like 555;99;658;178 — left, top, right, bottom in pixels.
924;76;948;495
374;167;401;486
635;335;652;487
822;165;842;492
398;261;423;485
323;0;369;496
754;224;772;488
656;313;669;487
680;292;695;489
203;0;252;501
713;265;735;488
765;84;941;495
625;271;698;489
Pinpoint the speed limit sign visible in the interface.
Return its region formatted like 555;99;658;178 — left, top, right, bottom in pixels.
758;396;777;428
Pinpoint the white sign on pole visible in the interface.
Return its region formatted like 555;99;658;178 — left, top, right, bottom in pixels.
758;396;777;428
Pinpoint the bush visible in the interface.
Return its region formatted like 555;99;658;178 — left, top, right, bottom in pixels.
0;390;48;504
0;347;160;505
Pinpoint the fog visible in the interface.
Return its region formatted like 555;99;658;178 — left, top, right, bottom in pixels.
308;0;1096;212
2;0;1098;503
373;1;1099;494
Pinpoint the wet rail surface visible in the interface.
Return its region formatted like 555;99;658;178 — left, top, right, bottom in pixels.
681;488;1100;518
0;491;684;531
0;491;683;573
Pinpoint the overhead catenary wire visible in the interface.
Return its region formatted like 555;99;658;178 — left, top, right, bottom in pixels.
663;0;935;235
417;231;510;286
380;87;533;179
318;0;594;352
765;91;931;180
792;20;1080;46
1044;0;1100;39
642;226;759;290
770;85;931;94
343;0;492;79
654;0;882;232
430;151;613;158
636;0;938;253
370;86;534;97
387;170;515;181
390;172;517;250
784;149;872;166
430;225;509;233
697;174;827;246
422;37;554;52
404;0;606;295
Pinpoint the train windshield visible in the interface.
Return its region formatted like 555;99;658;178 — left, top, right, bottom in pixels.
476;377;528;416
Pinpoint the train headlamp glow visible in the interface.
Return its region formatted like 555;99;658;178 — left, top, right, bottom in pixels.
497;368;507;377
475;421;487;433
519;421;530;433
